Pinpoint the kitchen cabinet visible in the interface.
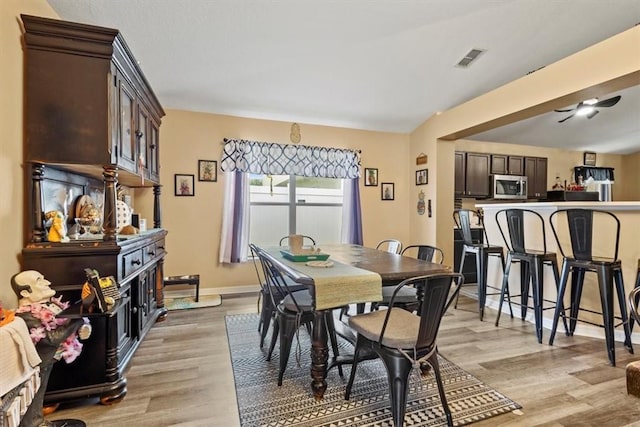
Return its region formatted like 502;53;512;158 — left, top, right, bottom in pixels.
21;15;167;407
491;154;524;175
456;152;491;198
525;156;548;199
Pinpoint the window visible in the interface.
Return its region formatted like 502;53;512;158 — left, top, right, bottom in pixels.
249;174;343;246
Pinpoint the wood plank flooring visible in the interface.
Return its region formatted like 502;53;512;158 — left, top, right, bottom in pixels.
50;293;640;426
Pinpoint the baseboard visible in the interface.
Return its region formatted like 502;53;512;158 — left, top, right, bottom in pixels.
164;284;260;299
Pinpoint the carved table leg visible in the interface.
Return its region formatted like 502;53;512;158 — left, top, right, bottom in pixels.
310;310;328;400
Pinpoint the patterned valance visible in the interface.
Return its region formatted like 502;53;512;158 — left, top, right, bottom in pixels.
220;138;361;179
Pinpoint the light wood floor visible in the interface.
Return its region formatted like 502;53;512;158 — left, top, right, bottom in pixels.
50;293;640;426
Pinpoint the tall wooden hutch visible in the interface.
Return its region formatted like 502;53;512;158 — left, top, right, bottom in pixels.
20;15;167;406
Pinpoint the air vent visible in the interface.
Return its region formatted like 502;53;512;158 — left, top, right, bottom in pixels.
455;48;485;68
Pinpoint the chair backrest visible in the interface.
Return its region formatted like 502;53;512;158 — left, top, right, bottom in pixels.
401;245;444;264
629;286;640;325
549;208;620;262
251;244;304;312
382;273;462;350
495;208;547;254
453;209;488;246
376;239;402;254
279;235;316;247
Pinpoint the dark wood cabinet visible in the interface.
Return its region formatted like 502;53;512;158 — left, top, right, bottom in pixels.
491;154;524;175
21;15;167;407
525;156;548;199
455;151;490;198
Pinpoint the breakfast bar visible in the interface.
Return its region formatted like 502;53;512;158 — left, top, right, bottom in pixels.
477;201;640;344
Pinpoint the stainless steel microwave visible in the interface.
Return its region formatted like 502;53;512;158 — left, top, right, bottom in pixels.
492;174;527;199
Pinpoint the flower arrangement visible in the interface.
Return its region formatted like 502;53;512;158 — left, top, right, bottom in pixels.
16;296;86;363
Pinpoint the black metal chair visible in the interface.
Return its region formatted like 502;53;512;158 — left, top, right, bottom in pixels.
372;245;445;312
345;273;463;427
494;208;568;343
279;235;316;247
376;239;403;254
547;209;633;366
251;244;343;384
448;209;506;321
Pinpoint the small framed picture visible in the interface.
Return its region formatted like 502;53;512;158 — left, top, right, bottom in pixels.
175;174;195;196
415;169;428;185
364;168;378;186
584;152;597;166
198;160;218;182
381;182;394;201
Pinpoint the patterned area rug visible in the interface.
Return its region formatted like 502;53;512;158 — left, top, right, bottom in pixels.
226;313;521;427
165;294;221;310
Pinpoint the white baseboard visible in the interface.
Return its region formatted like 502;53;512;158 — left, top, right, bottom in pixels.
164;284;260;299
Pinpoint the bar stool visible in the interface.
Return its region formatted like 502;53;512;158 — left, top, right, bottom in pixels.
548;208;633;366
449;209;506;321
494;208;568;343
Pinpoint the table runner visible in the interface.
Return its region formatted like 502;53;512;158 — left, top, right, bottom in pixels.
265;247;382;310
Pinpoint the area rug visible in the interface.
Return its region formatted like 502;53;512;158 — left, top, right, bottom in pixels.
225;313;521;427
165;294;221;310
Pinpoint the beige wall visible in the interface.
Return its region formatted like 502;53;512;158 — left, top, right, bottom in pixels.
1;0;59;308
134;110;410;291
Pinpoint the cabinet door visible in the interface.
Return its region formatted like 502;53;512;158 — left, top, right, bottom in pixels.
115;284;135;362
490;154;507;175
148;119;160;183
137;103;149;179
465;153;490;197
117;77;138;173
525;157;548;199
454;152;465;197
508;156;524;175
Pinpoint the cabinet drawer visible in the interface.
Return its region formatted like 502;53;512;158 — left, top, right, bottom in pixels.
122;249;144;278
142;243;157;264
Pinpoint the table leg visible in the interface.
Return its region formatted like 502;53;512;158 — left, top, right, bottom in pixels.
310;310;328;400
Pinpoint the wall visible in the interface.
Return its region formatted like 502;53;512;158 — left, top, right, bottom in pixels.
1;0;59;309
135;110;410;292
621;152;640;201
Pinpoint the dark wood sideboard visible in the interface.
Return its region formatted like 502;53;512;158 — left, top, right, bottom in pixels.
20;14;167;406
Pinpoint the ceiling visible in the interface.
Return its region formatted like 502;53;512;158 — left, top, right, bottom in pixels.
45;0;640;154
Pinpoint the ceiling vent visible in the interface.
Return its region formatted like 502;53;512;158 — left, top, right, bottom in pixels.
455;48;485;68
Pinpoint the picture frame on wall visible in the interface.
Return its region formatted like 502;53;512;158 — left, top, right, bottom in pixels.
364;168;378;186
198;160;218;182
584;152;597;166
381;182;394;201
415;169;428;185
175;174;195;196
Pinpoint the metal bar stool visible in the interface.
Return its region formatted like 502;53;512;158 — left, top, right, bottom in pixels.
494;208;568;343
448;208;506;321
548;208;633;366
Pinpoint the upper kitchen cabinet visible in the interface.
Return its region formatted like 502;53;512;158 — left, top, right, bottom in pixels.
525;156;548;199
22;14;165;188
490;154;524;176
455;152;491;198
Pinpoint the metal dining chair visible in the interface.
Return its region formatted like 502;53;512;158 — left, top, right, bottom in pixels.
345;273;463;427
376;239;402;254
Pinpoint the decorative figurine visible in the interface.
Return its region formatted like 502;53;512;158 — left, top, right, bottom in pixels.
45;210;69;242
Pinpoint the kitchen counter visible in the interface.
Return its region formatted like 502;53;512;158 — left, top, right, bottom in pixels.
475;201;640;343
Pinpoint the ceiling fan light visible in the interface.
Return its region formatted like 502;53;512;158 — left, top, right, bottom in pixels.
583;98;598;105
576;105;595;116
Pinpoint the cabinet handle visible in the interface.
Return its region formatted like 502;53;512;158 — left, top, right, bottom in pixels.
150;143;156;149
148;251;155;256
158;246;165;250
132;307;138;314
135;130;144;139
148;289;153;295
131;259;141;266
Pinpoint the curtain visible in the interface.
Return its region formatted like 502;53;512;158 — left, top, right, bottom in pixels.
220;138;362;263
219;171;250;263
341;178;363;245
221;138;360;179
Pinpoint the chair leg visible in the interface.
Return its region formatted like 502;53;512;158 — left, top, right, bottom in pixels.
428;352;453;427
344;335;366;400
499;252;514;318
549;259;569;336
596;266;616;366
266;317;279;361
477;250;487;321
277;315;298;386
569;269;586;335
614;268;633;353
549;259;570;345
378;350;412;427
520;260;530;320
453;251;468;309
530;258;543;344
495;252;513;327
260;302;274;348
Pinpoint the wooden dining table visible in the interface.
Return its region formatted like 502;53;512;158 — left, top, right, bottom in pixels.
259;243;451;400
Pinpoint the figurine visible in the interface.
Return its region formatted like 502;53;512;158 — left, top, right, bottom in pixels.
45;210;69;242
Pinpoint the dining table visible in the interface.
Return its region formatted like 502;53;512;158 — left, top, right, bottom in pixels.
258;243;451;400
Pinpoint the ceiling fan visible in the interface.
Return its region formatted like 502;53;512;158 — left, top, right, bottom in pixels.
554;95;621;123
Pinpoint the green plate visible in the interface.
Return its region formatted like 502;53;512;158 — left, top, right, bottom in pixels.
280;250;330;262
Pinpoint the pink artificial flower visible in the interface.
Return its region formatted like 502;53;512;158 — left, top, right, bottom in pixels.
29;326;46;344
